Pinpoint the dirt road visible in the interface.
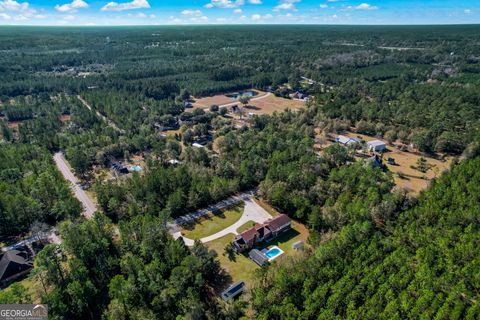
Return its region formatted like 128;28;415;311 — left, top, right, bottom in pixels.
53;152;97;218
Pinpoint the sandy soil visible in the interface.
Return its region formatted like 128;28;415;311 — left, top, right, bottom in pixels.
244;94;305;115
343;131;452;193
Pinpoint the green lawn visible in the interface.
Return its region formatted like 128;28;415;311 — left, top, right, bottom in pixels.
236;220;256;233
182;203;244;240
206;233;260;292
206;220;310;292
261;220;310;255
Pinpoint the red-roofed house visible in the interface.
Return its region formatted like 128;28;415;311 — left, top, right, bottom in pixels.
233;214;292;252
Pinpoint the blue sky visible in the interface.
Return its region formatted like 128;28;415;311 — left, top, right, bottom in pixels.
0;0;478;25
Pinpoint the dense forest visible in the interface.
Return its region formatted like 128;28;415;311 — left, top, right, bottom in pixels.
0;25;479;319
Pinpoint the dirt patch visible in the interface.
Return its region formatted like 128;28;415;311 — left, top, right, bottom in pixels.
342;131;452;193
245;94;305;115
192;89;268;109
60;114;71;123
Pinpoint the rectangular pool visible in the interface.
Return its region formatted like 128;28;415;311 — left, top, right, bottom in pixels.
263;246;284;262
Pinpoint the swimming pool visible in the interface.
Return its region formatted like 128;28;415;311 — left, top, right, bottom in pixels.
263;246;284;262
130;165;142;172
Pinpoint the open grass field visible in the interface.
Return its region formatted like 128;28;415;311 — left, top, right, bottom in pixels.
243;94;305;115
181;203;244;240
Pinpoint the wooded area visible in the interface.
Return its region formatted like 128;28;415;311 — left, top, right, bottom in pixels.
0;25;479;319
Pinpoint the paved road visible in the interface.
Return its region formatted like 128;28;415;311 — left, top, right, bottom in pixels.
53;152;97;218
3;154;97;251
171;193;272;246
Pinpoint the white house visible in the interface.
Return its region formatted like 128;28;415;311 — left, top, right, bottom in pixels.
367;140;387;152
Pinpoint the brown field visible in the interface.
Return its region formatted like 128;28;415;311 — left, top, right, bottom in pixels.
244;94;305;115
384;149;451;193
193;89;268;109
343;131;452;193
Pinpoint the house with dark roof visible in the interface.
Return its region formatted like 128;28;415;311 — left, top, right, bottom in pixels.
0;249;33;287
233;214;292;252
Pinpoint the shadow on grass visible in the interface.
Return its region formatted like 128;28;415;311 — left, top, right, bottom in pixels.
211;268;234;294
254;228;301;250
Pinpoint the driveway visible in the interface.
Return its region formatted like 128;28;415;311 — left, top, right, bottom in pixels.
53;152;97;219
171;196;272;246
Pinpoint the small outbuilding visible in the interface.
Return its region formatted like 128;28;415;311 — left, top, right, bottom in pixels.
336;135;362;146
221;281;245;301
367;140;387;152
292;240;304;251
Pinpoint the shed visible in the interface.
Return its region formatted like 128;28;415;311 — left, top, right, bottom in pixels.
367;140;387;152
221;281;245;301
292;240;304;251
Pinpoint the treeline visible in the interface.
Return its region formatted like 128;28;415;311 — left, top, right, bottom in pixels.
252;156;480;319
30;214;242;319
0;144;81;240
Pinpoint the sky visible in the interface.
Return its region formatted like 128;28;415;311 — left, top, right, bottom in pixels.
0;0;478;26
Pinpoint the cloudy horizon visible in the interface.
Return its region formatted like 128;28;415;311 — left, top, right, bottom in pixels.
0;0;478;26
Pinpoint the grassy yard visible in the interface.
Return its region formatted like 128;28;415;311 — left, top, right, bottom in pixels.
236;221;256;233
206;233;260;291
207;219;310;292
261;220;310;256
3;277;42;304
181;203;244;240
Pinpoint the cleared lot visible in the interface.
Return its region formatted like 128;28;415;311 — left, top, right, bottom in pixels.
243;94;305;115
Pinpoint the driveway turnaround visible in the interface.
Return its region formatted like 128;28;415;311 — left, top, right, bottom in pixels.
170;195;272;246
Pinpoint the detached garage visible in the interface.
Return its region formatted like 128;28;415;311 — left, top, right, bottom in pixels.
367;140;387;152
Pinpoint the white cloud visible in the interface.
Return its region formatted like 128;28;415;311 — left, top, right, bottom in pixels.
347;3;378;10
274;0;300;12
233;8;242;13
251;13;272;20
101;0;150;12
249;0;262;4
182;9;202;16
320;4;328;8
0;12;11;19
0;0;29;12
63;14;76;20
216;17;227;22
55;0;88;13
464;9;471;14
204;0;244;9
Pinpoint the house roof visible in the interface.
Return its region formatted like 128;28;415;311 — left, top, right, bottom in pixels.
336;135;351;144
237;224;261;243
367;140;386;147
0;250;33;282
337;135;361;145
249;249;268;266
266;214;292;232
